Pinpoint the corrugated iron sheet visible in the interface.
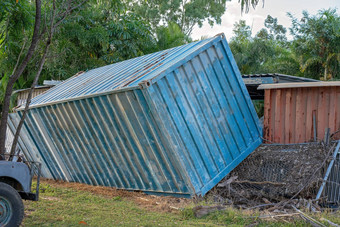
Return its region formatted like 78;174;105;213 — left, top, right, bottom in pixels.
28;37;217;108
5;127;14;154
261;84;340;144
16;87;51;106
11;34;262;197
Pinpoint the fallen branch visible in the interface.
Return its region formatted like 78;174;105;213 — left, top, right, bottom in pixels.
246;203;276;210
320;217;340;227
292;205;326;227
252;212;300;219
234;180;286;186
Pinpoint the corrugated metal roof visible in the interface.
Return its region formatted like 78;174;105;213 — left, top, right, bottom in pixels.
29;37;218;108
242;73;319;84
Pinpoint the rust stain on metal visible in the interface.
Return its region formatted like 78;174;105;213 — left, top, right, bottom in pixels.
263;86;340;144
122;53;168;87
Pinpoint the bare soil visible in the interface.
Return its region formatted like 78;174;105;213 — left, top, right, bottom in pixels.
40;179;191;213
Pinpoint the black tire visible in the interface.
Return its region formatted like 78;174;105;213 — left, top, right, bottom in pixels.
0;182;24;227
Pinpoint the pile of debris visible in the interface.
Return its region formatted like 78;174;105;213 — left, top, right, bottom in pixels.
207;142;339;209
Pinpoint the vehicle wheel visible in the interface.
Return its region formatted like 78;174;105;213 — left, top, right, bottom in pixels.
0;182;24;227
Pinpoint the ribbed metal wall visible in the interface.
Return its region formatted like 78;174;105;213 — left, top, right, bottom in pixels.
5;127;14;154
263;86;340;144
11;34;262;197
143;40;262;195
11;89;193;196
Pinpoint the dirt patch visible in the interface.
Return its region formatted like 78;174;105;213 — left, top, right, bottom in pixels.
41;196;61;201
40;179;191;213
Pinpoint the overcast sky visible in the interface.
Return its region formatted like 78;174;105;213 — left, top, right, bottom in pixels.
191;0;340;41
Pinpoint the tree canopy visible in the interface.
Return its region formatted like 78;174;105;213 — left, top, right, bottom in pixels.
229;9;340;80
289;8;340;80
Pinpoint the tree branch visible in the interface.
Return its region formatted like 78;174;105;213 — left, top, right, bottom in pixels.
9;0;57;161
11;38;27;76
0;0;42;159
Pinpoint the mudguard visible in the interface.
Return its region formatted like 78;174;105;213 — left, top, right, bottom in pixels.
0;161;31;192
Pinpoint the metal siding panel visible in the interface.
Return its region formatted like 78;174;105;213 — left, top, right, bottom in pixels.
169;68;221;175
205;48;248;151
114;92;164;191
305;89;314;142
214;42;260;144
7;113;53;178
59;102;106;185
142;86;200;193
195;52;238;162
219;40;262;138
36;107;79;182
153;78;213;183
16;90;193;195
263;86;340;143
132;90;187;192
43;105;87;184
329;87;337;133
147;42;262;196
58;102;101;185
263;89;271;141
188;55;232;165
22;111;65;180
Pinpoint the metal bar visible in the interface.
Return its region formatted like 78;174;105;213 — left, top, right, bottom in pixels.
316;140;340;200
324;128;330;146
35;162;41;201
313;111;317;142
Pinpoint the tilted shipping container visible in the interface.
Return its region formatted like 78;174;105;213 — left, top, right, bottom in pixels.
9;34;262;197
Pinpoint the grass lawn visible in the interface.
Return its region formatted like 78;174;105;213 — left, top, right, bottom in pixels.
22;180;340;226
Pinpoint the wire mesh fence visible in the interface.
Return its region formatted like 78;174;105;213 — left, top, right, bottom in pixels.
210;143;334;207
322;147;340;206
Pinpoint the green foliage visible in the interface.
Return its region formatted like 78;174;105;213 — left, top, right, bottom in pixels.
42;7;155;80
252;100;264;117
130;0;228;35
262;15;287;42
231;20;251;42
229;9;339;80
229;17;298;75
155;22;191;51
0;0;156;86
0;0;34;78
289;8;340;80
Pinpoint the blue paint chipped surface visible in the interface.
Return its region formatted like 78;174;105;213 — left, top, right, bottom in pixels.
9;34;262;197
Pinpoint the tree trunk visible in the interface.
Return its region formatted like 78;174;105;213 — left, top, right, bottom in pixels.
8;1;56;161
324;66;328;81
0;0;41;160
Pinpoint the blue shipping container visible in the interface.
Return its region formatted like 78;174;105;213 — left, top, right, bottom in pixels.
9;34;262;197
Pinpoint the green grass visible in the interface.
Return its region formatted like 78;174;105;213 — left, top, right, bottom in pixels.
22;182;340;226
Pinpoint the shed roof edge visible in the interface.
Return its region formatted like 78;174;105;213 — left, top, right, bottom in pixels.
258;82;340;90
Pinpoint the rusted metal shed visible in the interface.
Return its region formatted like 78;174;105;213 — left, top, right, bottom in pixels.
242;74;318;100
259;82;340;144
8;34;262;197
